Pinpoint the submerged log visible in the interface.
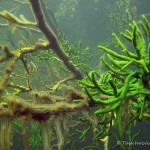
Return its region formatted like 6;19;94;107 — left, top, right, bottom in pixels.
2;95;88;121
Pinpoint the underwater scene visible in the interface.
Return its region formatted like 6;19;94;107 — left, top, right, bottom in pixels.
0;0;150;150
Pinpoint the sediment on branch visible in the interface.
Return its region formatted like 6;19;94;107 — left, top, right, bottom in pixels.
0;95;88;121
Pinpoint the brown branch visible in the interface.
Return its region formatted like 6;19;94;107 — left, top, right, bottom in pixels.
0;43;45;98
0;45;14;62
2;95;88;121
0;42;49;63
0;88;114;121
0;1;83;79
30;87;85;104
29;0;83;79
0;42;49;98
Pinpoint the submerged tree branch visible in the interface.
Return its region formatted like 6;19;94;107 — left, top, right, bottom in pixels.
29;0;83;79
0;11;36;26
0;95;89;121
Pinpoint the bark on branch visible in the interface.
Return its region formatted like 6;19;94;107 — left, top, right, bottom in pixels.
0;95;88;121
29;0;83;79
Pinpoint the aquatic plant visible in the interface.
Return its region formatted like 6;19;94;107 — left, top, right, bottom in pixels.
108;0;137;33
0;0;149;150
79;15;150;149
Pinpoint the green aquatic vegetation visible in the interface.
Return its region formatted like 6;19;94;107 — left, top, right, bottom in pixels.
0;0;149;149
108;0;137;33
79;16;150;149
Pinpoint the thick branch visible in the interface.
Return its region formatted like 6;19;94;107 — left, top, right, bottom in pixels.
29;0;83;79
2;95;88;121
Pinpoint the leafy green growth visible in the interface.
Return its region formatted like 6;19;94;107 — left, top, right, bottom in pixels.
79;15;150;150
